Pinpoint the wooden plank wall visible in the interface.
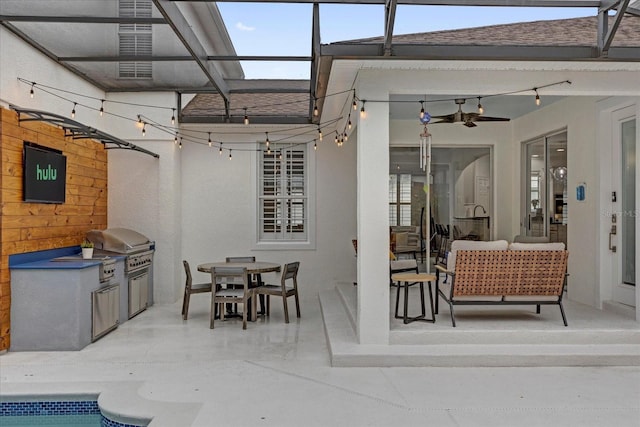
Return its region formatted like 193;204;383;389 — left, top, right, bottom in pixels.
0;106;108;351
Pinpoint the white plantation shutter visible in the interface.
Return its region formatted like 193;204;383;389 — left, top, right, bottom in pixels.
259;146;308;242
119;0;152;79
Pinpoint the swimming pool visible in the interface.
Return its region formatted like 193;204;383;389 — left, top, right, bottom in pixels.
0;399;148;427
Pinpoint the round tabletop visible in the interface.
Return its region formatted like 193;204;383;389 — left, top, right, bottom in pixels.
391;272;437;283
197;261;281;274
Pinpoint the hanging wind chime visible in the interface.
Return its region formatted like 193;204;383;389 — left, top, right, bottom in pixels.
419;112;432;273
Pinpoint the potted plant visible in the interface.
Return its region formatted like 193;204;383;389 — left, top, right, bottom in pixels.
81;240;94;259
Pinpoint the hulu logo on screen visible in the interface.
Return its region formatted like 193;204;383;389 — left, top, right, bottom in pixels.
36;164;57;181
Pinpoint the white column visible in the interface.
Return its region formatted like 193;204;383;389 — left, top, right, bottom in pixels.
356;80;390;344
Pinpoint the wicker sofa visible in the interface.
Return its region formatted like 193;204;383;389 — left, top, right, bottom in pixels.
435;240;568;327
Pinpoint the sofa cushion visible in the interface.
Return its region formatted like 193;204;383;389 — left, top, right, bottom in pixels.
395;232;409;247
508;242;565;251
447;240;509;271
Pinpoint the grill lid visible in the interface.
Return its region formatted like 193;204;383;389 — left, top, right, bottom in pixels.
87;228;153;254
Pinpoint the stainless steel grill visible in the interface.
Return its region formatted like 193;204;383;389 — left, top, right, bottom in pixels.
86;227;155;319
87;228;154;254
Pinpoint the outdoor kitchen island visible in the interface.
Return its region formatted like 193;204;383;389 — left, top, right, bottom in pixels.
9;246;128;351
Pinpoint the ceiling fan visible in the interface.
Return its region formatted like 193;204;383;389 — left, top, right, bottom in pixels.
430;98;510;128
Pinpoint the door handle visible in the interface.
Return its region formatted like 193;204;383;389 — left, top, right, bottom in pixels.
609;225;617;253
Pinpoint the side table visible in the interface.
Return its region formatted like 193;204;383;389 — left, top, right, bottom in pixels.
391;272;436;324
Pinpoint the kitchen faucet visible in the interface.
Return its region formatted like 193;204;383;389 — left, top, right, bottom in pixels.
473;204;487;216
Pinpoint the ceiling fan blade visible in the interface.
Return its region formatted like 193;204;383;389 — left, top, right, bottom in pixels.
473;116;510;122
430;114;456;123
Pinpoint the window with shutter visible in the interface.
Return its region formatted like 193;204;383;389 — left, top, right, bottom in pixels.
258;146;309;243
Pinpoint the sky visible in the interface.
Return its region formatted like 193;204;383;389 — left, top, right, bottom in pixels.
217;3;595;79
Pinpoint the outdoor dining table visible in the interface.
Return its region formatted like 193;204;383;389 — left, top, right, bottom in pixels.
197;261;281;320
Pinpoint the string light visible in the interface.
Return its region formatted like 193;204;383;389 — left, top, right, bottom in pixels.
334;131;339;144
352;94;357;111
265;132;270;148
71;102;76;118
278;151;282;160
14;77;571;155
267;146;271;155
313;99;319;116
419;101;425;119
174;132;178;144
142;123;146;136
171;108;176;125
229;150;232;160
178;138;182;149
219;143;223;156
314;140;317;150
29;82;35;98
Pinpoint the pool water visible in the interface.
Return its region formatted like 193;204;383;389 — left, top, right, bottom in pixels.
0;399;146;427
0;413;102;426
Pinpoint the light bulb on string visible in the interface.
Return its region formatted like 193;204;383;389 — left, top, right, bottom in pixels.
278;151;282;160
534;89;541;106
29;83;35;98
99;100;104;117
142;123;146;137
314;140;317;151
343;132;348;142
208;132;212;147
171;108;176;125
229;150;232;160
352;93;357;110
267;147;271;155
360;101;366;118
477;97;484;115
265;132;270;148
348;118;352;130
174;132;178;144
419;101;425;119
243;108;249;125
318;126;322;141
313;99;319;116
334;132;339;144
178;138;182;149
136;115;144;129
71;103;77;118
219;143;223;156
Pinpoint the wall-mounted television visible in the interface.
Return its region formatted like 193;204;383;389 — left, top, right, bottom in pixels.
23;142;67;204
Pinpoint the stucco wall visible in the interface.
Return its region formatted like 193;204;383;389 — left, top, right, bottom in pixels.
512;96;599;307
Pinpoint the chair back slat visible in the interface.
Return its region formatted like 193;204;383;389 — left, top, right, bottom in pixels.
226;256;256;263
183;260;192;289
282;262;300;281
212;266;249;289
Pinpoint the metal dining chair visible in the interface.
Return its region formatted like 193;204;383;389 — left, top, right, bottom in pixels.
210;266;255;330
181;260;212;320
255;262;301;323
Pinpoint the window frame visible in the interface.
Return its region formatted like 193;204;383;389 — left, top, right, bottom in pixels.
252;142;316;250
